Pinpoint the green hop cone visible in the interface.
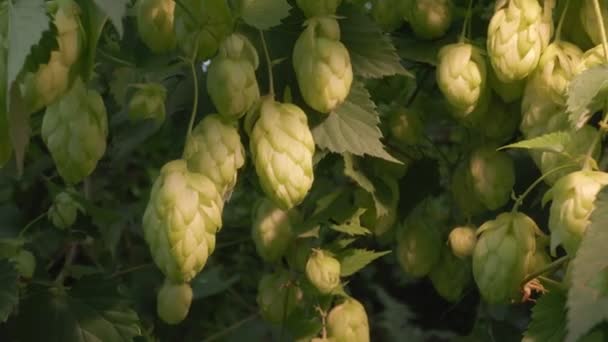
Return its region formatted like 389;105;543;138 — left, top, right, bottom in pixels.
251;199;293;263
128;83;167;123
305;249;341;294
156;279;193;324
543;170;608;255
473;212;538;304
286;238;315;272
136;0;177;53
467;146;515;211
326;297;370;342
52;0;82;67
370;0;405;32
430;248;471;302
296;0;342;18
184;114;245;198
48;191;82;229
11;250;36;279
405;0;452;40
388;106;424;146
293;17;353;114
250;98;315;210
174;0;232;60
536;41;582;105
487;0;544;82
448;225;477;259
257;270;303;323
21;51;70;112
471;96;520;145
580;0;608;46
41;78;108;184
519;72;568;139
207;34;260;120
451;161;486;218
577;45;607;74
437;43;487;116
142;160;223;283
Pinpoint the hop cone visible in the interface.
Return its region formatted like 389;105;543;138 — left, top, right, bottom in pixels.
250;98;315;210
48;192;82;229
544;170;608;255
520;72;568;139
430;248;471;302
293;17;353;113
156;279;193;324
536;41;582;105
296;0;342;18
136;0;176;53
581;0;608;46
388;106;424;146
251;199;293;263
306;249;341;294
487;0;544;82
405;0;452;40
142;160;223;283
207;34;260;120
174;0;232;60
256;270;303;323
41;78;108;184
467;146;515;210
448;225;477;259
128;83;167;123
473;212;538;304
326;298;370;342
184;114;245;198
437;43;487;116
52;0;82;67
21;51;70;112
370;0;405;32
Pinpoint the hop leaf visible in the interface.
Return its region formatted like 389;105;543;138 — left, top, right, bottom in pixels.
156;279;193;324
136;0;176;53
296;0;341;18
251;199;293;263
305;249;341;294
128;83;167;123
404;0;452;40
326;297;370;342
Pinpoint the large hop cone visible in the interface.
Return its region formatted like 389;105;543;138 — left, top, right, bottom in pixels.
174;0;232;60
296;0;342;18
580;0;608;46
136;0;177;53
250;98;315;210
207;34;260;120
326;297;370;342
184;114;245;198
536;41;582;105
473;212;538;304
405;0;453;40
41;78;108;184
544;170;608;255
251;198;293;263
293;17;353;114
142;160;223;283
487;0;544;82
436;43;487;116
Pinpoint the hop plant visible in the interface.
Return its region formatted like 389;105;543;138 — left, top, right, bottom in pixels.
136;0;176;53
52;0;82;66
256;271;303;323
250;98;315;210
388;106;424;146
451;158;486;218
487;0;544;82
128;83;167;123
326;297;370;342
577;45;607;73
292;17;353;113
473;212;538;304
296;0;342;18
156;279;193;324
142;160;223;283
430;248;471;302
41;78;108;184
48;192;82;229
174;0;233;60
207;34;260;120
404;0;452;40
251;199;293;263
437;43;487;116
448;225;477;259
370;0;405;32
10;250;36;279
21;51;70;113
580;0;608;46
467;146;515;210
305;249;341;294
536;41;583;105
184;114;245;198
543;170;608;255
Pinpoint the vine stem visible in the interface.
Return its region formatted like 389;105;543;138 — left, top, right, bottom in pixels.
593;0;608;61
520;255;570;286
182;37;200;156
108;263;153;279
259;30;275;97
459;0;474;42
554;0;569;42
19;212;46;238
511;163;578;212
202;313;259;342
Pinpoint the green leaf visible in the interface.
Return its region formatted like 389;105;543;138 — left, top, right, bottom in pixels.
524;289;567;342
91;0;128;38
566;187;608;342
239;0;291;30
191;266;239;300
330;223;371;236
338;248;390;277
567;66;608;129
500;131;571;154
342;153;389;217
340;5;411;78
7;85;31;177
312;81;398;162
15;278;142;342
0;260;18;323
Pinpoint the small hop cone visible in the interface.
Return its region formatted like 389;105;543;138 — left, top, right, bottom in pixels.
536;41;583;105
544;171;608;255
136;0;177;53
467;147;515;211
293;17;353;113
48;192;82;229
142;160;223;283
405;0;453;40
128;83;167;123
157;279;193;324
448;225;477;259
473;212;538;304
184;114;245;198
250;98;315;210
251;199;293;263
296;0;342;18
207;34;260;120
430;248;471;302
256;270;303;323
370;0;405;32
580;0;608;46
388;106;424;146
326;298;370;342
41;78;108;184
487;0;544;82
305;249;341;294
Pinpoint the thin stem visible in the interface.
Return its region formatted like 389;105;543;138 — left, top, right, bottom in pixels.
521;255;570;286
202;313;259;342
593;0;608;61
108;263;154;279
554;0;570;42
182;38;200;156
54;243;77;285
259;30;275;97
174;0;200;26
459;0;474;42
19;212;47;237
97;49;135;68
512;163;578;212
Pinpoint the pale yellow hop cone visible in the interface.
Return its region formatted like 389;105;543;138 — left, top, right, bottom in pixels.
136;0;177;53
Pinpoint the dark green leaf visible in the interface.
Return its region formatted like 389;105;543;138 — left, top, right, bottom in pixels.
338;248;390;277
500;131;571;154
524;289;567;342
330;223;371;236
567;66;608;129
91;0;129;38
0;260;18;323
191;267;239;299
